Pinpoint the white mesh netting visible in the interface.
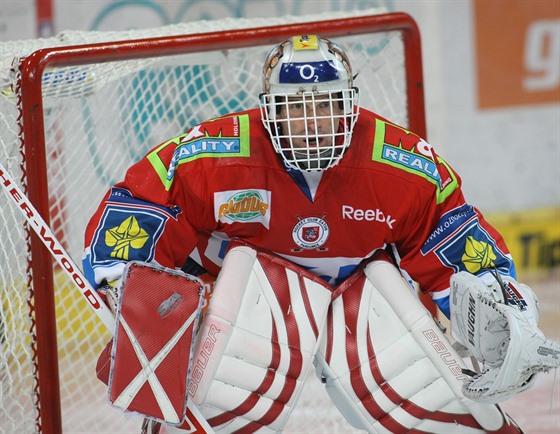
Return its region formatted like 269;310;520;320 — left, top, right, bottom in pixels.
0;8;416;433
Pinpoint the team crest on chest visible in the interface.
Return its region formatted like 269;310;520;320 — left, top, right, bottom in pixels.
292;216;329;250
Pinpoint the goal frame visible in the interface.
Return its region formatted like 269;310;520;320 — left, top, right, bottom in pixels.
17;12;425;433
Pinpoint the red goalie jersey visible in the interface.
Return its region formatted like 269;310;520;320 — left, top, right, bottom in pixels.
83;107;515;316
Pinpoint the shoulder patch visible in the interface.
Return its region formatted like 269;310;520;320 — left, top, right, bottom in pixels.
148;114;250;189
372;118;458;204
426;216;514;276
89;187;181;265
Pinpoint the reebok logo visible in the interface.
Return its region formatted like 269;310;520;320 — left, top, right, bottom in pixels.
341;205;396;229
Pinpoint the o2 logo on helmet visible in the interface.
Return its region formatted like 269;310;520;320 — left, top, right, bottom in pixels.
280;61;339;85
292;216;329;250
299;64;319;82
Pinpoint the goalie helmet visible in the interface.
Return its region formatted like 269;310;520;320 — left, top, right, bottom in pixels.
259;35;360;172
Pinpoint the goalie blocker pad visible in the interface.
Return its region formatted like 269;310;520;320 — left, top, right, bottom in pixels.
315;259;523;433
105;261;204;426
185;239;333;433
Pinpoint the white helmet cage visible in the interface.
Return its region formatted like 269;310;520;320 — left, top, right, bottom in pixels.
259;35;360;172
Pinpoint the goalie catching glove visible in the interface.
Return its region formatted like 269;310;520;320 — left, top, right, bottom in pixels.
450;271;560;404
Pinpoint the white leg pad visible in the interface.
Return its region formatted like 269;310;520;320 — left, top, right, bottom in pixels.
315;260;522;433
188;241;333;432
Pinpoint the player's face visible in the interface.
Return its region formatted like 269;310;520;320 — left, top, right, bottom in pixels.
276;95;343;154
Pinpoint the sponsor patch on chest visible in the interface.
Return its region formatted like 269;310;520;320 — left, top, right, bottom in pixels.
214;189;271;228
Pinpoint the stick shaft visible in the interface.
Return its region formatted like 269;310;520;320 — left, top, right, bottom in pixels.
0;161;116;331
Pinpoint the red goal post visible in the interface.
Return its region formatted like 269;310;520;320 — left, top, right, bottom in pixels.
1;9;426;433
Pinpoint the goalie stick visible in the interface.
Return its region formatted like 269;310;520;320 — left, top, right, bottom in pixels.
0;160;213;434
0;161;115;331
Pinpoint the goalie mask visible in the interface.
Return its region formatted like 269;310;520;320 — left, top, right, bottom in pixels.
259;35;360;172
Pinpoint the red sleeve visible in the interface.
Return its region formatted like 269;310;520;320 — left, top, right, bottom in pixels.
83;139;199;287
392;161;514;298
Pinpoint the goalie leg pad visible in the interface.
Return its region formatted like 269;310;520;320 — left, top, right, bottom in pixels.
107;261;204;426
316;260;522;433
450;271;560;403
188;240;333;433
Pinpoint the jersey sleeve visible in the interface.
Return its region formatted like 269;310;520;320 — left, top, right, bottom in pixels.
392;149;516;318
82;137;199;288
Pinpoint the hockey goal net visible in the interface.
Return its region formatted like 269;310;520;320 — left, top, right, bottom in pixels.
0;9;425;433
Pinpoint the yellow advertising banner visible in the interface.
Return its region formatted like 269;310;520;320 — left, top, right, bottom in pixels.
487;207;560;277
474;0;560;108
